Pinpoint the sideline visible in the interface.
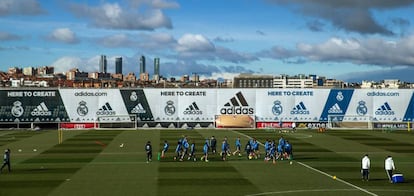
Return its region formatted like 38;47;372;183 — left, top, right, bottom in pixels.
297;161;377;196
232;130;378;196
245;188;358;196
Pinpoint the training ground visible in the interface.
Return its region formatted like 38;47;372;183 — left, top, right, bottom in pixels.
0;128;413;196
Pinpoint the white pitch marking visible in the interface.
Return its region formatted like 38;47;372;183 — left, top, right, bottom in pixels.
297;161;377;196
232;130;378;196
245;188;358;196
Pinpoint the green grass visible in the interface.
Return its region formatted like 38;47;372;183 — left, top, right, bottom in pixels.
0;129;413;196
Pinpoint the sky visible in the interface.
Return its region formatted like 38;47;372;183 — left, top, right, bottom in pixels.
1;0;414;82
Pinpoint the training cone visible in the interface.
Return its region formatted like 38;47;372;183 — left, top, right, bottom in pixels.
157;152;161;161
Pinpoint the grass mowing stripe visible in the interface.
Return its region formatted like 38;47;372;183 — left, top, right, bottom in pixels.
0;131;46;146
159;166;237;172
157;130;260;196
2;129;412;196
158;178;252;186
0;130;121;196
327;131;414;154
232;130;378;196
245;188;361;196
297;161;378;196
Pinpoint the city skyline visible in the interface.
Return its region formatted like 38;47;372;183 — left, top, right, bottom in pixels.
1;0;414;82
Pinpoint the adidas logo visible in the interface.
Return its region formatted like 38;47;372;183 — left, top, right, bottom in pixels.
220;92;254;114
96;102;116;115
183;102;202;115
224;91;249;106
290;101;310;115
375;102;395;115
31;102;51;116
328;103;343;114
131;103;146;114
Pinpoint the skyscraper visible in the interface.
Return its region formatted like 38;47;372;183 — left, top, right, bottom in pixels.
140;56;146;74
115;57;122;74
154;57;160;76
99;55;107;73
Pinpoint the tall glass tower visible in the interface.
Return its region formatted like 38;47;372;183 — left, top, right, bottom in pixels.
140;56;146;74
99;55;107;73
154;57;160;76
115;57;122;74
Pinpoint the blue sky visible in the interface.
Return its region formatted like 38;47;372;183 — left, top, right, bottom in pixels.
1;0;414;82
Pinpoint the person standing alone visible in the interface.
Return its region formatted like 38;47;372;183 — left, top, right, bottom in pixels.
1;149;11;173
361;154;370;181
385;155;396;183
210;136;217;154
145;141;152;163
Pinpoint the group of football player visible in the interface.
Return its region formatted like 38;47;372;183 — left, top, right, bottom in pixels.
159;135;292;163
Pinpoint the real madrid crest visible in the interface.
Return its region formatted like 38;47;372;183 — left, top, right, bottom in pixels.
356;100;367;116
272;100;283;116
77;101;88;116
336;91;344;102
130;91;138;102
11;101;24;117
164;100;175;116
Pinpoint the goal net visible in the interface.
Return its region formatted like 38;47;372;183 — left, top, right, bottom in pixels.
96;115;137;129
327;115;373;130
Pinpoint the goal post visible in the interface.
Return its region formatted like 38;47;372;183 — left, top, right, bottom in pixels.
96;114;137;129
327;115;373;130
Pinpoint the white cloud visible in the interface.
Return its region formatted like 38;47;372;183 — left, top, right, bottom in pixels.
68;2;172;30
51;56;102;73
260;34;414;67
173;34;259;63
127;0;179;9
176;34;215;53
267;0;413;35
96;32;258;64
0;0;45;16
48;28;79;44
151;0;180;9
297;36;414;66
51;56;82;73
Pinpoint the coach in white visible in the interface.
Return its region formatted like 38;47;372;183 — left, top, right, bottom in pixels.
361;154;370;181
385;155;396;183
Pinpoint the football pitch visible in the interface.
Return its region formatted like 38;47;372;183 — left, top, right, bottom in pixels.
0;128;413;196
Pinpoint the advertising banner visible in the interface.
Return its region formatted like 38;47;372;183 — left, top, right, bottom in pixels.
1;88;414;125
0;89;69;123
176;89;216;122
144;89;179;122
373;122;411;129
256;89;330;122
369;90;411;122
319;89;354;122
403;91;414;121
216;89;256;116
120;89;154;121
342;89;373;122
59;89;130;122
